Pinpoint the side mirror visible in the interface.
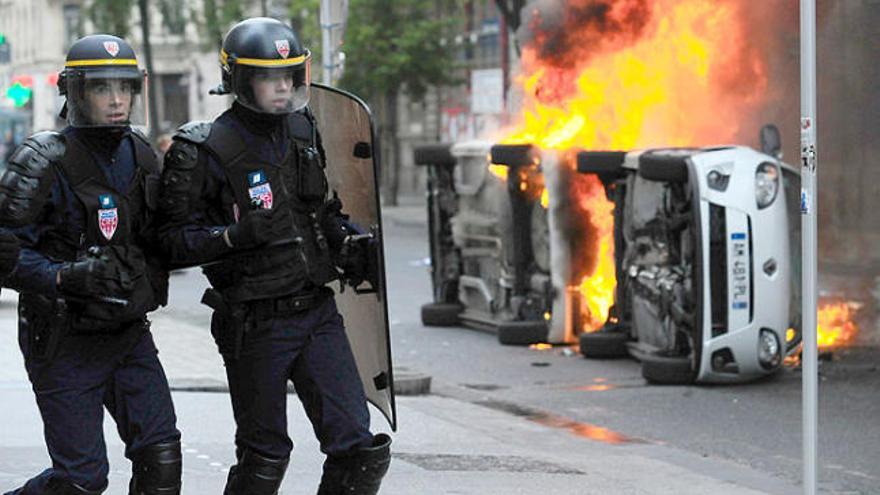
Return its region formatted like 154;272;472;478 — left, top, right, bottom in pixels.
760;124;782;159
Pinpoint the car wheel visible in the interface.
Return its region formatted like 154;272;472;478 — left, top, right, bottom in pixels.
421;302;462;327
640;351;696;384
490;144;537;168
497;321;547;346
638;153;689;183
579;330;629;359
576;151;628;180
414;144;456;168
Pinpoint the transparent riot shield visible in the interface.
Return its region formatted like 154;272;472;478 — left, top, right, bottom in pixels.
308;83;396;430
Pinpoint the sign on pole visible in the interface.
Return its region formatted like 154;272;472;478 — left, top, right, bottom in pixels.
800;1;818;494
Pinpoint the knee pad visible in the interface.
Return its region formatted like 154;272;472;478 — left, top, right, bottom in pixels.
129;440;182;495
223;449;289;495
318;434;392;495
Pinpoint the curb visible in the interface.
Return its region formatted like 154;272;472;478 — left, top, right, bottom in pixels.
168;366;433;397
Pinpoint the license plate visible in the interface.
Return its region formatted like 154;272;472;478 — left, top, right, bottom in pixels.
728;231;751;324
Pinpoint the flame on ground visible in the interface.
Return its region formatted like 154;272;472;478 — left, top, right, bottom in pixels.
493;0;770;335
817;301;859;349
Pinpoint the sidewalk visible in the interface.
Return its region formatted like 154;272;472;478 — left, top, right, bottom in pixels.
0;290;801;494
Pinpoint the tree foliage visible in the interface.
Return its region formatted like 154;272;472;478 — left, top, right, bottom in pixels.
196;0;246;49
87;0;136;37
338;0;460;102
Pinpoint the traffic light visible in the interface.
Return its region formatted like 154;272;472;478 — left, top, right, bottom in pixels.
5;75;33;108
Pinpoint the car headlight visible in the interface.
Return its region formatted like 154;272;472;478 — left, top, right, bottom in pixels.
758;329;782;370
755;162;779;209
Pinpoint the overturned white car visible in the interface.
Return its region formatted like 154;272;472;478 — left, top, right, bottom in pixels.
415;126;801;384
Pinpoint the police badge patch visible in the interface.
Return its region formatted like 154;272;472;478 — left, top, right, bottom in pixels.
98;194;119;240
103;41;120;57
275;40;290;59
247;170;273;209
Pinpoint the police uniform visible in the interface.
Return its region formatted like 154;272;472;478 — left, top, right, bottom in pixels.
158;18;390;495
1;35;181;495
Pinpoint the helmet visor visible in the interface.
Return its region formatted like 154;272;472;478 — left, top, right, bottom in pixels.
233;55;311;115
64;69;148;129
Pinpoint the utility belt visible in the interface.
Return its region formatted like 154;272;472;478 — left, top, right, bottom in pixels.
201;286;334;359
21;294;149;360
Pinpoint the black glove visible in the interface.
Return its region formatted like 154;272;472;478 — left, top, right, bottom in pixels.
0;231;20;278
338;234;380;290
58;246;135;300
225;208;280;249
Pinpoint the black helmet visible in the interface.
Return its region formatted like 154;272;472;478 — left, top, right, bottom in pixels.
216;17;312;114
58;34;147;128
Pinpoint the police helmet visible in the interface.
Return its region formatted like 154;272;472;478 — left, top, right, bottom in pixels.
216;18;311;115
58;34;147;128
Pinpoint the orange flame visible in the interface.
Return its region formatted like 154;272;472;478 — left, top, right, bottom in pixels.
496;0;770;335
817;302;859;349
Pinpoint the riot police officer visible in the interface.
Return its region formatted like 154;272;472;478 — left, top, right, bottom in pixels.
2;35;181;495
158;18;391;495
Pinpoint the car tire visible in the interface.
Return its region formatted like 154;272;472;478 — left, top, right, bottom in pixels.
640;352;696;385
576;151;628;180
490;144;536;168
638;154;689;183
414;144;456;168
421;302;462;327
579;330;630;359
497;321;547;346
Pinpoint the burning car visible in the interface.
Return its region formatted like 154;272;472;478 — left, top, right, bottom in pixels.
415;141;557;346
577;126;803;384
415;126;802;384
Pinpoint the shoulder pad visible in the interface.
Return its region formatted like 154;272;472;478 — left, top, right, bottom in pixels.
23;131;66;162
173;121;212;145
0;132;63;226
129;127;152;145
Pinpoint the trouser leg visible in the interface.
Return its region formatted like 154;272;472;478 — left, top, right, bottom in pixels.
287;298;390;495
220;314;293;495
101;328;181;495
14;323;113;494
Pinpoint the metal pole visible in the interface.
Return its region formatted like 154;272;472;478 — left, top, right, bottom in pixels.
800;1;818;494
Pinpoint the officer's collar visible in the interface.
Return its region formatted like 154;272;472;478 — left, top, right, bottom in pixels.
69;125;130;157
231;101;285;137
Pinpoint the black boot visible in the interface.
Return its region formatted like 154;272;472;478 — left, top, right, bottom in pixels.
317;434;392;495
223;449;289;495
128;441;182;495
43;477;104;495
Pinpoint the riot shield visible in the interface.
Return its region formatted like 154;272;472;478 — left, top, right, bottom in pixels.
308;83;396;431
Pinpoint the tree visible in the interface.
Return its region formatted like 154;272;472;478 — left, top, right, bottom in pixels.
87;0;136;37
194;0;246;49
339;0;460;205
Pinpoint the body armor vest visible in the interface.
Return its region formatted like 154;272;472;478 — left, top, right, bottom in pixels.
22;132;168;331
201;111;338;303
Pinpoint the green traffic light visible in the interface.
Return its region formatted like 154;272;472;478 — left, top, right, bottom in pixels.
5;82;32;107
0;33;5;44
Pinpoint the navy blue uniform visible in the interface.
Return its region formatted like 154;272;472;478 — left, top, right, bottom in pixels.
160;105;372;462
3;128;179;494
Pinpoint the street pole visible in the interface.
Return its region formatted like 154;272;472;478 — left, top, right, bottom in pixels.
138;0;159;140
800;1;818;494
320;0;349;85
320;0;332;85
